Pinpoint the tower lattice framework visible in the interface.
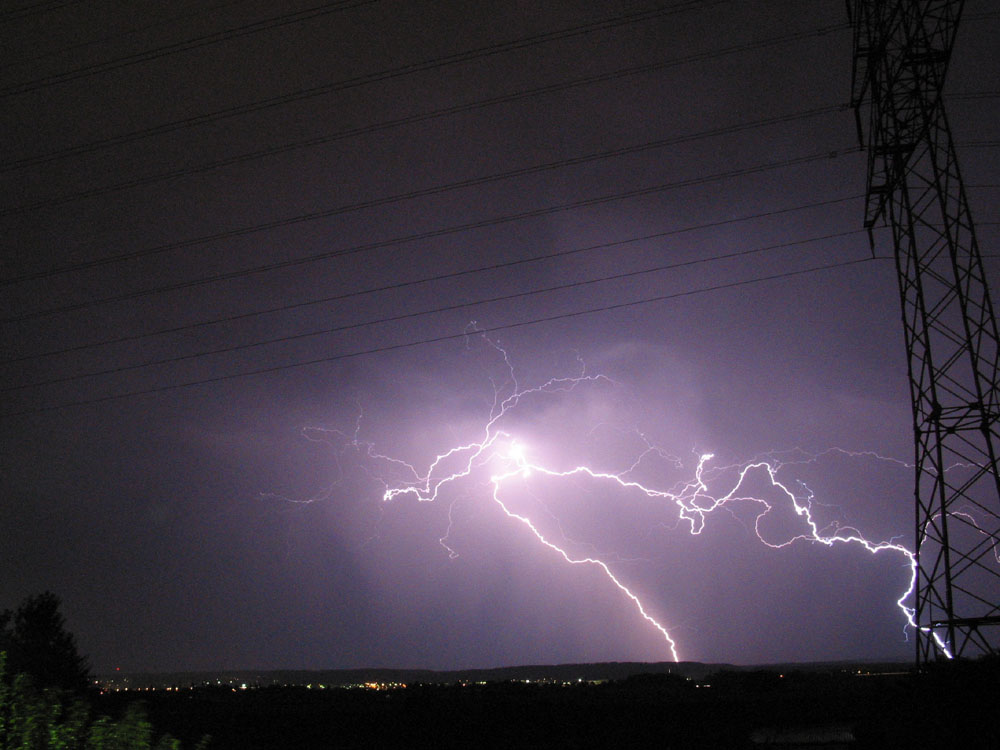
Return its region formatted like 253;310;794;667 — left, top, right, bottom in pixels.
849;0;1000;662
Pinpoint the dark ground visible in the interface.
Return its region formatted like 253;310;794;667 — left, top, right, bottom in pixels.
93;658;1000;749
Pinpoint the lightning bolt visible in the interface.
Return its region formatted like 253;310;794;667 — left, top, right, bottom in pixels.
285;331;958;660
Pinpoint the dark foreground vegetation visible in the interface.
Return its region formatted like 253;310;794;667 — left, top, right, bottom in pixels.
95;658;999;749
1;592;209;749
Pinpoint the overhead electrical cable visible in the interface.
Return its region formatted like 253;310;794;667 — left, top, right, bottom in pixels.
0;256;878;418
0;104;845;216
949;91;1000;100
0;0;380;98
3;84;990;210
1;228;866;391
2;138;858;286
0;194;861;365
0;15;844;171
0;1;714;101
0;146;861;323
4;0;257;69
0;0;83;24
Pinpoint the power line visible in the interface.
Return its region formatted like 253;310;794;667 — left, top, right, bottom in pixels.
4;0;257;69
0;0;83;24
2;228;865;392
0;256;877;418
0;0;380;98
0;147;861;322
0;0;714;104
0;12;843;171
0;194;860;365
949;91;1000;100
3;137;852;284
0;104;844;217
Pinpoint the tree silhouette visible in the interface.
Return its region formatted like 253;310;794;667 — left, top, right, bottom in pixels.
1;596;208;749
0;591;90;693
1;654;202;749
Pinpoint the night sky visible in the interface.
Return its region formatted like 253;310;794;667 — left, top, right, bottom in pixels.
2;0;998;673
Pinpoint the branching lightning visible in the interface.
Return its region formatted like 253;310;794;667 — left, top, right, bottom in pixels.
286;332;961;660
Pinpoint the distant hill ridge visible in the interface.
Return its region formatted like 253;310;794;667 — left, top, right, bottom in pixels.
100;659;911;689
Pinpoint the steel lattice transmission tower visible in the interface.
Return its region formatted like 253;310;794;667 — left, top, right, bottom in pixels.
848;0;1000;662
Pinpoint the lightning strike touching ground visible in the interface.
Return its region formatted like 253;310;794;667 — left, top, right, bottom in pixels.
288;333;957;661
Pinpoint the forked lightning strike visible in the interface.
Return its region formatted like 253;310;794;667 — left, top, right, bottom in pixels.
297;334;956;660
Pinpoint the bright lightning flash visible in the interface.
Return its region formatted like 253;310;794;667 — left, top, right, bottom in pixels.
301;334;954;661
